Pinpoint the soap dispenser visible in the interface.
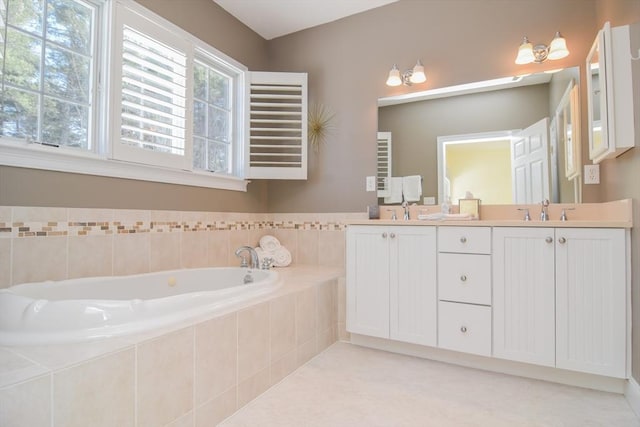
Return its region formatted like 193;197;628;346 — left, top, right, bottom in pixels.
441;198;451;215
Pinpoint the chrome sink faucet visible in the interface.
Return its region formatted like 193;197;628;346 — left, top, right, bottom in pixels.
540;199;550;221
401;201;410;220
235;246;259;269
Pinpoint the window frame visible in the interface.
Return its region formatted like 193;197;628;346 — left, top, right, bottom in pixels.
0;0;249;192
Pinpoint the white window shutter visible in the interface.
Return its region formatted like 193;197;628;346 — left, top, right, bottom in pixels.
246;71;307;179
377;131;392;197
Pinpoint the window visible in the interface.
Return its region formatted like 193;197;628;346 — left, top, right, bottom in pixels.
0;0;306;190
0;0;99;148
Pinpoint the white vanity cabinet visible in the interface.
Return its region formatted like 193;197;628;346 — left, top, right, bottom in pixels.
346;225;437;346
493;228;556;367
493;227;627;378
437;227;492;356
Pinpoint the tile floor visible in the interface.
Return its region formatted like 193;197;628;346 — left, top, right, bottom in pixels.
221;342;640;427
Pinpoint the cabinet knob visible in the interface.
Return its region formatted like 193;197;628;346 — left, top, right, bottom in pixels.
558;237;566;244
382;232;387;238
460;274;467;282
390;232;396;239
460;326;467;333
545;237;553;243
460;236;467;243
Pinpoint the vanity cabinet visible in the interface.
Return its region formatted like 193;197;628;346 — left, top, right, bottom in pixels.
493;227;627;378
437;227;492;356
346;225;437;346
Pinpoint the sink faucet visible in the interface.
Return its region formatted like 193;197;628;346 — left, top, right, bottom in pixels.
235;246;259;269
540;199;550;221
401;201;410;220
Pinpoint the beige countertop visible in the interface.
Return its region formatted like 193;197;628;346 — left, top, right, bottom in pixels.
353;199;633;229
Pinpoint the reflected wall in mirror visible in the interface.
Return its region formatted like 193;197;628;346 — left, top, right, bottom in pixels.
377;67;581;205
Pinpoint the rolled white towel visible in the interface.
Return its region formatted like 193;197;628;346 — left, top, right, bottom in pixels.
271;247;292;267
259;235;281;252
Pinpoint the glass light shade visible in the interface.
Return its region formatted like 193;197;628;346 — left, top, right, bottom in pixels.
548;32;569;60
386;65;402;86
515;38;534;64
409;61;426;84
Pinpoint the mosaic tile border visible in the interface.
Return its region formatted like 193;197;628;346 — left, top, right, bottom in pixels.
2;217;349;238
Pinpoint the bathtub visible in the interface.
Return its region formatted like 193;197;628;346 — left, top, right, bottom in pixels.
0;267;280;346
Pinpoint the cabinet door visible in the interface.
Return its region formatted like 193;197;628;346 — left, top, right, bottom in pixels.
556;228;627;378
346;226;390;338
493;228;555;367
390;226;437;346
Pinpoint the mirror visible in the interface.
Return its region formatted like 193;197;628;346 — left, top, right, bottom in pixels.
377;67;581;205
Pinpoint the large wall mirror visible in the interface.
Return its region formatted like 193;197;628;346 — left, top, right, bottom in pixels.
377;67;581;205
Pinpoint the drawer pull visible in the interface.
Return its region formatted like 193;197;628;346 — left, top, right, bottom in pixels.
460;236;467;243
558;237;566;244
460;326;468;333
460;275;467;282
390;232;396;239
382;232;387;238
545;237;553;243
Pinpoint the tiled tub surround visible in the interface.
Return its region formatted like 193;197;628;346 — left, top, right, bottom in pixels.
0;266;345;427
0;206;365;288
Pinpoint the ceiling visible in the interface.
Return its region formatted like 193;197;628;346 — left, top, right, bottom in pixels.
213;0;399;40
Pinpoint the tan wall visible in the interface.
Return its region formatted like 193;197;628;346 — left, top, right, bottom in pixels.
0;0;270;212
592;0;640;384
266;0;600;212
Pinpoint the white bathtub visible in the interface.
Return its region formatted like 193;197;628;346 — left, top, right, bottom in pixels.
0;267;280;346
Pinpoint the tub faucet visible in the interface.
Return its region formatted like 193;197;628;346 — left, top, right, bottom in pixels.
235;246;259;269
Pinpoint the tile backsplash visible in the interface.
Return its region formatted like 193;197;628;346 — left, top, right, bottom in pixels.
0;207;365;288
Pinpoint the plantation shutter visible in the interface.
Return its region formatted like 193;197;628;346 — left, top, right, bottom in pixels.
111;3;190;170
377;132;392;197
246;72;307;179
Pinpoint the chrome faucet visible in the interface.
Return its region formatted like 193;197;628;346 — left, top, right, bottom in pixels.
235;246;259;269
540;199;550;221
401;201;410;220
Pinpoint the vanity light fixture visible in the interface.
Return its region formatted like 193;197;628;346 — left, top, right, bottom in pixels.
386;60;426;86
515;32;569;64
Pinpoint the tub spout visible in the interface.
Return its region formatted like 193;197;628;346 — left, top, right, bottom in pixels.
235;246;259;269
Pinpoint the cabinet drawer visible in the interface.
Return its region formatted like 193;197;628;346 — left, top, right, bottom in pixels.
438;253;491;305
438;227;491;254
438;301;491;356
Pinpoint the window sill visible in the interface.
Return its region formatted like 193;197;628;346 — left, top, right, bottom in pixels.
0;141;249;192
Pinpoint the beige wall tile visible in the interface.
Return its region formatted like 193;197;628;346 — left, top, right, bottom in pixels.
0;349;49;388
338;277;346;324
317;281;335;333
114;209;150;226
165;411;193;427
0;239;11;288
237;368;270;408
296;338;318;367
295;287;317;345
67;208;113;223
270;350;297;386
195;387;237;427
150;232;181;272
12;206;67;222
151;209;182;223
68;235;113;279
248;228;264;248
0;206;12;224
338;323;351;342
317;326;337;353
237;302;270;382
318;230;345;267
0;375;51;427
194;313;238;406
137;327;194;426
208;230;230;267
296;229;319;265
53;349;134;427
269;229;297;262
228;229;250;265
181;231;208;268
12;236;67;285
113;233;149;276
270;294;296;361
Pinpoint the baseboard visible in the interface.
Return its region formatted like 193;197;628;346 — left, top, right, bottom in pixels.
625;377;640;418
350;334;626;394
